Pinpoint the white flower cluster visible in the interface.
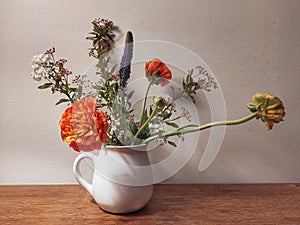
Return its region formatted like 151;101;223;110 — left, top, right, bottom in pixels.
30;53;54;81
110;114;121;131
149;119;165;135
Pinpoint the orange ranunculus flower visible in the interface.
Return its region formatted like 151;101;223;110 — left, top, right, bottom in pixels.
59;97;108;152
145;58;172;87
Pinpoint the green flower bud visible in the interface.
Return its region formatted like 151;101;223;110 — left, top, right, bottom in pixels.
153;96;167;109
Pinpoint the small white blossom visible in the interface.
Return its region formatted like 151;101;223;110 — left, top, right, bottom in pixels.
149;119;165;135
30;53;54;81
110;114;121;131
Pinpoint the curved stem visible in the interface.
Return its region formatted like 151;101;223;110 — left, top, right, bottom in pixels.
132;105;158;145
140;79;153;125
142;112;258;144
63;78;74;103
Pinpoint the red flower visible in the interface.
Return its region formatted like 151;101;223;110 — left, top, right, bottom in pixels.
145;58;172;86
59;97;108;152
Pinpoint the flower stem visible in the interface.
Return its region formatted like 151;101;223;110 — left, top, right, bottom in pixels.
132;105;159;145
142;112;258;144
64;78;74;103
140;79;153;125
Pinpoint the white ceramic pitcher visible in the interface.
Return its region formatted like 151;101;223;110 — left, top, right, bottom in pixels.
73;145;153;213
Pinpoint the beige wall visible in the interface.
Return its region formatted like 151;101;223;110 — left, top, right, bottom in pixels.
0;0;299;184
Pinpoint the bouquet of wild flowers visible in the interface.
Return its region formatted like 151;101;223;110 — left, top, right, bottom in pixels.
31;18;285;152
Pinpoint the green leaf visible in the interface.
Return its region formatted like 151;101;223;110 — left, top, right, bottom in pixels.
165;122;179;128
128;121;138;135
38;83;52;89
68;87;77;92
161;111;171;120
247;103;257;113
127;90;134;99
141;108;148;125
106;33;115;42
189;95;195;104
55;98;70;105
139;126;150;139
149;106;153;116
167;140;177;147
187;74;192;84
189;69;194;76
99;91;106;98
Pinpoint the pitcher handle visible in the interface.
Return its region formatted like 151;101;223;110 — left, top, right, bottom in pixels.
73;152;95;195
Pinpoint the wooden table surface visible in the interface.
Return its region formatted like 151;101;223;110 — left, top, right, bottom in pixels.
0;184;299;225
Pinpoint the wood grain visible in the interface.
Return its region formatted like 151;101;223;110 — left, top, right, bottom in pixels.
0;184;299;225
